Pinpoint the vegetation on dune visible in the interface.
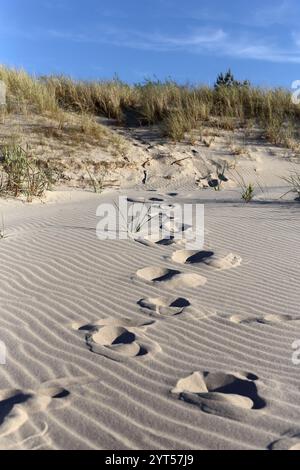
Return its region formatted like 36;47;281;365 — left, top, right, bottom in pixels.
281;170;300;200
0;144;58;201
1;66;299;145
0;66;300;201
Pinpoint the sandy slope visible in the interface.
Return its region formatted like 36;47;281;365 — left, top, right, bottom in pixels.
0;183;299;450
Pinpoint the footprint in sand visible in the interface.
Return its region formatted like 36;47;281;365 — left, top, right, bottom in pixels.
75;318;160;361
171;250;214;265
172;250;241;270
136;266;207;289
205;253;242;270
0;382;70;438
229;313;297;325
89;326;144;357
138;296;190;317
270;432;300;450
171;371;266;421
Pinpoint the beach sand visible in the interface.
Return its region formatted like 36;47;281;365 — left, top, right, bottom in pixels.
0;168;299;450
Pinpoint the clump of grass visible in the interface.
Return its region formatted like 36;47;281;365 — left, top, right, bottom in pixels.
162;109;194;141
0;214;6;239
78;113;106;140
229;169;256;202
265;117;284;145
85;165;104;193
241;183;255;202
281;171;300;200
0;144;57;200
137;80;182;124
45;76;135;122
114;199;160;240
0;66;58;114
265;119;300;151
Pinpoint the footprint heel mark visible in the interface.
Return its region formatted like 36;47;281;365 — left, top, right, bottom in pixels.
87;326;141;358
0;383;70;438
78;318;160;362
138;296;190;317
136;266;207;289
172;371;266;421
0;390;30;438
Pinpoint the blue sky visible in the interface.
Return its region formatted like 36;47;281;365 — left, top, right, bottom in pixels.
1;0;300;87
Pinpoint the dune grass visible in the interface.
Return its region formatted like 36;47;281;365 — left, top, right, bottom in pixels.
281;170;300;199
0;143;58;200
1;65;300;144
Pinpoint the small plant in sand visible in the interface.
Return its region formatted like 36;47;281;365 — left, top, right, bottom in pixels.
230;169;256;202
85;165;104;193
0;144;55;201
114;199;160;240
0;214;6;239
241;183;255;203
280;171;300;200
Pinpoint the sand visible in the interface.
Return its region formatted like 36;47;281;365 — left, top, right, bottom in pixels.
0;133;300;450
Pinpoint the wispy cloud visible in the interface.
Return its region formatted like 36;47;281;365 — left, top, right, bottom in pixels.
45;25;300;64
47;26;226;52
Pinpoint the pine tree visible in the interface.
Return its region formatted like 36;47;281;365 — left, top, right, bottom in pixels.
214;69;250;89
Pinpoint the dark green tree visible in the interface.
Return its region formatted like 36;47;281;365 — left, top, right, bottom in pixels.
214;69;250;89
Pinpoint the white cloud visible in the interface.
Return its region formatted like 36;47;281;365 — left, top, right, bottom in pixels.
46;26;227;51
220;36;300;63
45;25;300;64
152;29;226;47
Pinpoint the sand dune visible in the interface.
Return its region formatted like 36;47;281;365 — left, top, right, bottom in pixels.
0;183;299;450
